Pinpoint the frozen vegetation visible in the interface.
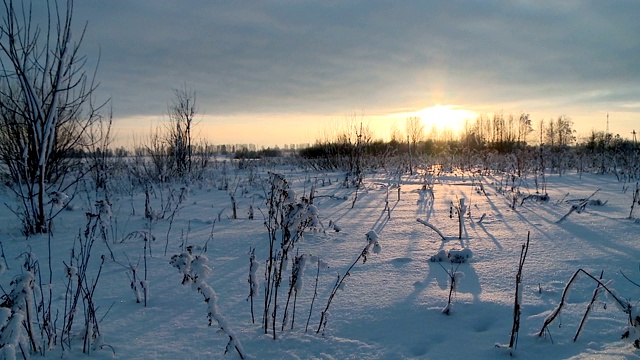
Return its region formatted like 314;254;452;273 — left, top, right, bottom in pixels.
2;148;640;359
1;2;640;358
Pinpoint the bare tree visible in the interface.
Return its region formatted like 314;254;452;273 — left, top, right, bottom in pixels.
405;116;424;175
406;116;424;149
544;118;556;147
517;113;533;145
0;0;106;234
389;121;403;143
166;85;197;179
86;108;114;199
555;115;575;147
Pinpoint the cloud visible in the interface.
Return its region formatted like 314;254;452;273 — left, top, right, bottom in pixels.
67;0;640;132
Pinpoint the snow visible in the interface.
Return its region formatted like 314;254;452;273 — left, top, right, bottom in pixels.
1;166;640;359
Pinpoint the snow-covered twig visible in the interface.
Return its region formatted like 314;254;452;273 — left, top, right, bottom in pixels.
170;253;245;359
574;270;604;342
520;193;549;206
416;218;447;241
261;172;322;339
538;268;630;339
317;231;381;334
62;213;107;354
247;248;258;324
164;187;188;256
629;182;640;220
305;258;322;333
451;198;467;240
509;232;529;349
118;252;143;304
556;189;600;223
436;261;462;315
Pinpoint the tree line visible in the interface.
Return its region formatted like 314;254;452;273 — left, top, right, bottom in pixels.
0;0;636;235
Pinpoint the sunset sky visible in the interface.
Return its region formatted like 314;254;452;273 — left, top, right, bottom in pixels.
70;1;640;147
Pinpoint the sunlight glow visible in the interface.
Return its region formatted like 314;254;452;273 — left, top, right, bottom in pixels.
413;104;478;135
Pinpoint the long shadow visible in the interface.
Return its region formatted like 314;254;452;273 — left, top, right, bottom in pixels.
313;183;353;223
477;222;503;250
416;188;435;222
511;205;556;243
322;176;405;237
458;262;482;303
403;260;447;310
409;261;482;304
556;219;640;261
461;221;470;248
371;199;399;236
425;192;435;222
482;192;514;233
318;183;381;227
416;190;427;215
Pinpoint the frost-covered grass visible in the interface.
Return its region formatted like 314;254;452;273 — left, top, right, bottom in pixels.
1;167;640;359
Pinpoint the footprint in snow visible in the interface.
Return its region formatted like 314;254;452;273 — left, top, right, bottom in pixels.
472;316;495;333
409;344;429;357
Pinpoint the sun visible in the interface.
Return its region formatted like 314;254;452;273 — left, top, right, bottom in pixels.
413;104;478;135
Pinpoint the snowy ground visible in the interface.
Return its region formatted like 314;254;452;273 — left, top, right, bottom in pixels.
1;165;640;359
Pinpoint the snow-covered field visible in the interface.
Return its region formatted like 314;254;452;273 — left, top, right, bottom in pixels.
1;164;640;359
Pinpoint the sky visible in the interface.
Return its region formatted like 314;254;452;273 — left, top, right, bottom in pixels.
67;1;640;147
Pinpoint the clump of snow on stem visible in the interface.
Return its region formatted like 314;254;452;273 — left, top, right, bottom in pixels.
249;251;259;296
285;203;306;230
328;220;341;232
305;204;323;231
0;272;36;359
365;230;382;256
49;190;68;210
66;264;78;278
292;254;327;292
285;201;323;234
95;200;112;229
620;298;640;347
284;188;296;204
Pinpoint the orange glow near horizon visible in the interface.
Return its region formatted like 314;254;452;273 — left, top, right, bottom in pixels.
112;107;482;149
413;104;478;135
108;106;639;150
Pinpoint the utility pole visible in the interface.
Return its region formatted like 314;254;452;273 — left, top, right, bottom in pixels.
606;113;609;135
